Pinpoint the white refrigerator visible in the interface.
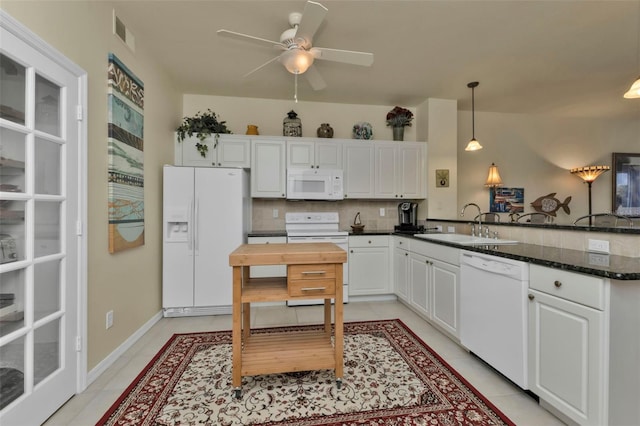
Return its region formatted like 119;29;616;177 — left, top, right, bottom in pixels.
162;165;250;316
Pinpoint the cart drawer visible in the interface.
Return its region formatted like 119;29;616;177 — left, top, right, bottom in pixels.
288;264;336;280
288;278;336;297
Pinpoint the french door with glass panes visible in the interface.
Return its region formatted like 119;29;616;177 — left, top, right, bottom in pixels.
0;11;85;424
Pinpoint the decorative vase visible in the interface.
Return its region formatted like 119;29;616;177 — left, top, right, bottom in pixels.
317;123;334;138
245;124;259;135
283;110;302;137
392;126;404;141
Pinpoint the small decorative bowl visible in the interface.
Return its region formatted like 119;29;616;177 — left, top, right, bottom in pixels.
351;224;365;234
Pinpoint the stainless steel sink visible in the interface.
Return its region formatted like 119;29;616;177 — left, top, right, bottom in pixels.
413;233;519;245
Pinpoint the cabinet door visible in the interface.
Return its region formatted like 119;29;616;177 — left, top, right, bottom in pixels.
178;134;216;167
393;248;410;302
431;259;459;337
348;246;390;296
286;140;315;169
217;136;250;168
315;140;342;169
343;142;374;198
251;139;286;198
374;142;398;199
528;289;605;425
398;142;425;199
409;252;431;317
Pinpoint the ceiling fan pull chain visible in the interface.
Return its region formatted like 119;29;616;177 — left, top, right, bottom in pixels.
294;72;299;103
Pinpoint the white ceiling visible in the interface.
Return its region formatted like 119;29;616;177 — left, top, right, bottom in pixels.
114;0;640;119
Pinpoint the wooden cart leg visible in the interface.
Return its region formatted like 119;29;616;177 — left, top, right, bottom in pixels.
232;266;242;395
243;303;250;339
334;263;344;384
324;298;331;335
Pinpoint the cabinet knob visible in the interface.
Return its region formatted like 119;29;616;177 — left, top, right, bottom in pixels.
528;294;535;301
554;280;562;288
350;249;353;253
368;240;372;244
405;253;408;256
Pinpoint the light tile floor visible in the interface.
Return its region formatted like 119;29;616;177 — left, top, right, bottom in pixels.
44;301;565;425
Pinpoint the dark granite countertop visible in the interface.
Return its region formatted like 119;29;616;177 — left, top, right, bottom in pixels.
400;234;640;281
249;230;639;280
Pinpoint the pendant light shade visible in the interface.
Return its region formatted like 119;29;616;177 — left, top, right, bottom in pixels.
624;76;640;99
485;163;503;187
465;81;483;151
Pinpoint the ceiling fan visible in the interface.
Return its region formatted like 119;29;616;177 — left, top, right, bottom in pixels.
217;0;374;92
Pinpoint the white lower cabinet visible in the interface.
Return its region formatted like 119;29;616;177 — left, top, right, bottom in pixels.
393;238;410;302
394;237;460;339
348;236;391;296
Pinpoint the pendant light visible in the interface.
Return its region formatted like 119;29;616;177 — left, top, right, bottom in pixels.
465;81;483;151
624;2;640;98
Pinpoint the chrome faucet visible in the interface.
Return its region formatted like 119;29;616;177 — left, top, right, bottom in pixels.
461;203;482;235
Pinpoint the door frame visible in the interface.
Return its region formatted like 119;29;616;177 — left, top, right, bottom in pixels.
1;9;88;394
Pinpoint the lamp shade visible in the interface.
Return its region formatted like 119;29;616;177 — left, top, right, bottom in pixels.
624;76;640;99
280;49;314;74
465;139;483;151
570;165;610;183
485;163;503;187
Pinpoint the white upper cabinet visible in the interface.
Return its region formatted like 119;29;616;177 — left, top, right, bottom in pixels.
175;134;250;168
251;138;286;198
286;139;342;170
375;141;426;199
342;141;375;199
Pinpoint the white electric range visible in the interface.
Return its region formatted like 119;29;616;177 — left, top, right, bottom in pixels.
285;212;349;305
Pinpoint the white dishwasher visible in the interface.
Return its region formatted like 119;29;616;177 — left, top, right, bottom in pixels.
460;250;529;390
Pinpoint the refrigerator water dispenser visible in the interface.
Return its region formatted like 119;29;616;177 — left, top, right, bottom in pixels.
164;208;189;242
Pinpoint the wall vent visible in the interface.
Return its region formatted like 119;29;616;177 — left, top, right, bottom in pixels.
112;10;135;52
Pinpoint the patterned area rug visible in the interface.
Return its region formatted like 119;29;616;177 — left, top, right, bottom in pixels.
98;319;514;425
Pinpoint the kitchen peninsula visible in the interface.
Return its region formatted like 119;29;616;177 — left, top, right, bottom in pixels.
228;242;347;398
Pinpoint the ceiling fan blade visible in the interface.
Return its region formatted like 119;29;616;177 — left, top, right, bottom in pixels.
295;1;328;48
243;56;281;77
304;64;327;91
310;47;374;67
217;29;285;49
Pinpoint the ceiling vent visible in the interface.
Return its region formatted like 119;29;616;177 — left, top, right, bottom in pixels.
112;10;135;52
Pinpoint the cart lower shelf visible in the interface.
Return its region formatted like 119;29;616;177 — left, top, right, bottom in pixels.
241;330;336;376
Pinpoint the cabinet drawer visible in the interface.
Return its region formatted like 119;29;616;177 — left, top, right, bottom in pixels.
394;237;411;250
529;265;605;310
288;264;336;280
349;235;389;248
288;278;336;297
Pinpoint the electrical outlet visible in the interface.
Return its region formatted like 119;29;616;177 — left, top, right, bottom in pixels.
436;225;443;232
588;239;610;253
272;209;278;218
447;226;456;233
588;253;610;267
379;208;385;217
106;310;113;329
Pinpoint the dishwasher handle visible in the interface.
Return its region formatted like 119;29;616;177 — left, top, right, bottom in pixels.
460;253;527;280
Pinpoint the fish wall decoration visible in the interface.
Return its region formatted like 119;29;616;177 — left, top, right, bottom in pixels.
530;193;571;216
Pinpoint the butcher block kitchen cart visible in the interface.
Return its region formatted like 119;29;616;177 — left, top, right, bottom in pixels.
228;242;347;398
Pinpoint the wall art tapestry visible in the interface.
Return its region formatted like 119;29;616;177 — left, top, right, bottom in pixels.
489;187;524;213
107;53;144;253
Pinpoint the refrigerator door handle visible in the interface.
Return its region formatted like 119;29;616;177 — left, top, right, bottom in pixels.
194;198;199;255
187;199;194;255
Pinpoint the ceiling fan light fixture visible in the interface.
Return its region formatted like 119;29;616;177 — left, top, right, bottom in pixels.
280;49;314;74
623;76;640;99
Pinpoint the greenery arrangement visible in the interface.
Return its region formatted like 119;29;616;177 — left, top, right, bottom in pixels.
176;109;231;157
386;106;414;127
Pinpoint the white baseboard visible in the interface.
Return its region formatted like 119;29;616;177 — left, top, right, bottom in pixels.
348;294;397;303
86;310;163;386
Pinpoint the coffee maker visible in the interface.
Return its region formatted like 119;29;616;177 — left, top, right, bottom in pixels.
395;202;424;233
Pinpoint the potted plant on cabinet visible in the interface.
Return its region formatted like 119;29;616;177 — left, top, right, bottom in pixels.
386;106;413;141
176;109;232;158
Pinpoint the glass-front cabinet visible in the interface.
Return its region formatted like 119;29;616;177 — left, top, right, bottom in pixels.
0;51;65;411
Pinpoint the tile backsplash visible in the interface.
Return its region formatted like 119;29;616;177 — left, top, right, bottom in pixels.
252;199;408;232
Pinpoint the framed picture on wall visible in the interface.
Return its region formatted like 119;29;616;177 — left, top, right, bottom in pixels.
489;187;524;213
612;152;640;217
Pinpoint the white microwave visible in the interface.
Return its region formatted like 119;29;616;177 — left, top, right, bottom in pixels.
286;168;344;200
